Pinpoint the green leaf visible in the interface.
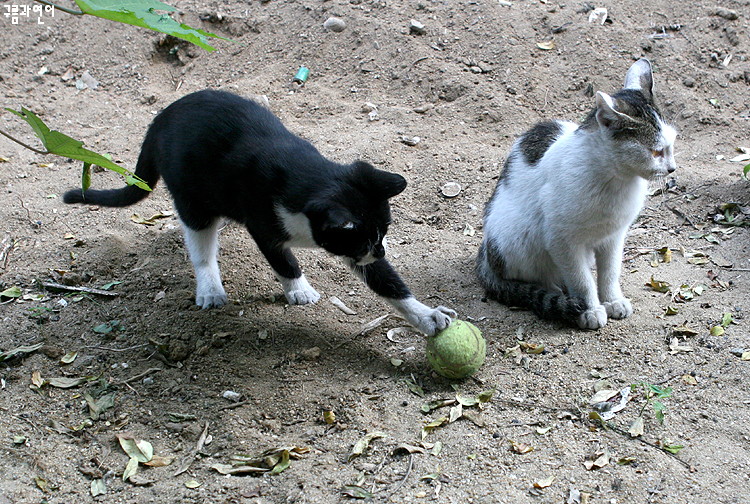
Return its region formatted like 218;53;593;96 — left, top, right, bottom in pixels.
122;456;139;481
90;479;107;497
341;485;374;499
710;325;725;336
0;286;22;299
721;312;733;328
60;351;78;364
0;343;44;362
349;432;386;462
73;0;228;51
662;443;684;454
744;163;750;180
100;281;122;291
5;107;151;191
117;434;154;463
47;376;88;389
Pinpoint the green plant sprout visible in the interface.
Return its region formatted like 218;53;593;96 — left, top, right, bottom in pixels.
632;382;672;424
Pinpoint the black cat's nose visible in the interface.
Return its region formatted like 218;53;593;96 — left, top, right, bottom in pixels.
667;163;677;174
373;244;385;259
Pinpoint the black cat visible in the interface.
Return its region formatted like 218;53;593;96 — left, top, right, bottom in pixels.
64;90;455;335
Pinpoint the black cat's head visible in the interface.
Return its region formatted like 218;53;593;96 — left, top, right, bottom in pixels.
304;161;407;265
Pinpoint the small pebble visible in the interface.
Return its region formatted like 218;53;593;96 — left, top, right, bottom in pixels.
409;19;426;35
414;103;434;114
713;7;738;20
323;17;346;32
400;135;421;146
143;377;154;385
222;390;241;402
682;77;695;88
441;182;462;198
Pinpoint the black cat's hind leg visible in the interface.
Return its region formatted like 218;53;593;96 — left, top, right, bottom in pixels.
346;258;456;336
182;218;228;308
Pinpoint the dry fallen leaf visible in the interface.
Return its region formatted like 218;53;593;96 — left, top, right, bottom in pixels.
537;40;555;50
510;440;534;454
534;475;555;488
628;417;645;437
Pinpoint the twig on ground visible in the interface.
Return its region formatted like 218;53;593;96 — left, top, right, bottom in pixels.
81;344;149;353
219;400;249;411
119;367;162;385
385;453;414;496
41;281;119;297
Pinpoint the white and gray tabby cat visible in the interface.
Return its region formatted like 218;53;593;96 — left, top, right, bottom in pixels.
477;58;677;329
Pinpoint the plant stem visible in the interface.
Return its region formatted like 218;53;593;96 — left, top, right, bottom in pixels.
0;128;49;155
33;0;84;15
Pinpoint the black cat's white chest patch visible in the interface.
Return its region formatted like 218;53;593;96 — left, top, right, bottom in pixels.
276;206;317;248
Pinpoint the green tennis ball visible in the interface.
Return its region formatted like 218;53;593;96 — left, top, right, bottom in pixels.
426;320;486;379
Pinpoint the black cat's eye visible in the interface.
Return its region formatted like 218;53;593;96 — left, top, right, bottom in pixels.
651;149;665;158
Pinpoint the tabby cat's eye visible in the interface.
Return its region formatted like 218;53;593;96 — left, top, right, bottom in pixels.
651;149;664;158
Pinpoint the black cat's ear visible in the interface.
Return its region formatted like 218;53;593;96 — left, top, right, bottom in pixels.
623;58;654;101
351;161;407;200
595;92;636;130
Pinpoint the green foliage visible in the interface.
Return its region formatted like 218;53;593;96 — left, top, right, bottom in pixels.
744;163;750;180
632;382;673;424
72;0;227;51
5;107;150;191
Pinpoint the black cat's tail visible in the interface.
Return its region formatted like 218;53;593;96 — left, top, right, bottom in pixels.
476;242;586;325
63;145;159;207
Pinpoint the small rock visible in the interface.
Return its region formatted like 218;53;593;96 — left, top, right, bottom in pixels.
441;182;462;198
730;348;747;357
713;7;738;20
165;422;184;433
61;67;74;82
409;19;426;35
323;16;346;32
222;390;242;402
682;77;695;88
300;346;321;361
75;70;98;90
413;103;434;114
62;272;82;286
143;377;155;385
400;135;421;146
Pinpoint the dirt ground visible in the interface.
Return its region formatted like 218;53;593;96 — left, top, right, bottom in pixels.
1;0;749;502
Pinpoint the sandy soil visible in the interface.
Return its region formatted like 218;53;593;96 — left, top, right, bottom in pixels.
1;0;749;503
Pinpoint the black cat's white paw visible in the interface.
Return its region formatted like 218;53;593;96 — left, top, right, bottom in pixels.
280;275;320;305
577;305;607;330
603;298;633;319
390;297;457;336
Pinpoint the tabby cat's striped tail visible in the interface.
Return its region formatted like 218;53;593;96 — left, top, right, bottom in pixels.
476;243;585;325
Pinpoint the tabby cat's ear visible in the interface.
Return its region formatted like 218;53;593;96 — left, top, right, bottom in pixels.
623;58;654;100
351;161;407;200
595;92;636;130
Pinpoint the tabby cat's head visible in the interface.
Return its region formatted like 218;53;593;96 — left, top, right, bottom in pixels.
305;161;407;265
588;58;677;180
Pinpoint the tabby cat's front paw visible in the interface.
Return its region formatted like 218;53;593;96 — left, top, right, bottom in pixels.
195;288;228;309
577;305;607;330
603;298;633;319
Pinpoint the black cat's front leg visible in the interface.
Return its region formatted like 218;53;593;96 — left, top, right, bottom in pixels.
346;258;456;336
256;242;321;305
